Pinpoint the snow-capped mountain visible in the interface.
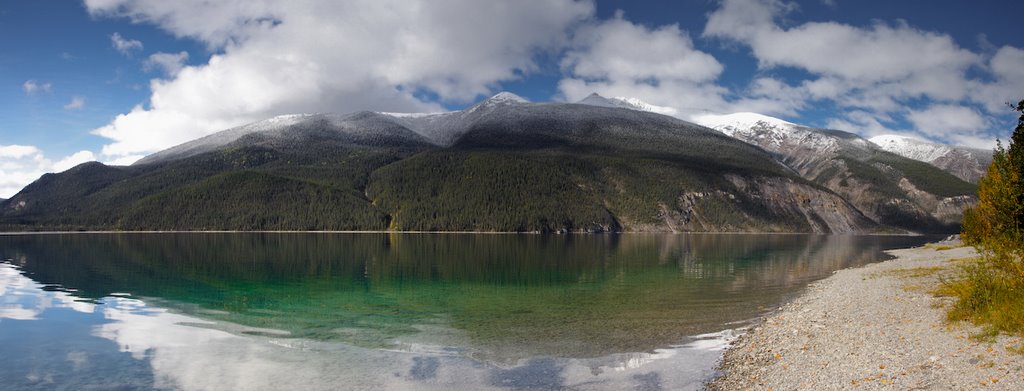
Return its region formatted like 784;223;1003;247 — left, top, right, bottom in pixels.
869;135;991;183
474;91;529;106
870;135;956;162
588;93;991;185
22;92;977;234
388;91;531;145
138;92;534;165
9;91;892;234
136;113;318;165
575;93;677;116
689;111;976;232
691;112;850;154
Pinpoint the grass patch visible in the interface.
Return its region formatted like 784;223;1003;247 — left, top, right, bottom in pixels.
884;265;948;279
925;242;962;251
938;255;1024;343
900;283;930;293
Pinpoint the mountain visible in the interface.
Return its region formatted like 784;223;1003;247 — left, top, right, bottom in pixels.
2;93;879;233
869;135;992;183
576;93;678;116
692;112;976;232
138;92;532;167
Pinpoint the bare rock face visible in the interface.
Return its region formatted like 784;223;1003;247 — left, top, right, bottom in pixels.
727;176;874;234
929;149;991;183
694;113;977;233
647;176;874;234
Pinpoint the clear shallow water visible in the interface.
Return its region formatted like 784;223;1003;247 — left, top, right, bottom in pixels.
0;233;938;390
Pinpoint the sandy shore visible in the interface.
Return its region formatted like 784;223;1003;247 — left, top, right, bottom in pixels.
707;243;1024;390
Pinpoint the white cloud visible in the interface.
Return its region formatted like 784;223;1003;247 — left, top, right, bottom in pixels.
905;104;988;139
110;32;143;55
87;0;283;50
824;110;901;137
84;0;594;159
701;0;1021;147
0;146;97;198
727;77;809;117
558;12;733;118
77;0;1023;155
562;12;722;84
0;145;42;159
23;80;53;94
144;51;189;75
970;46;1024;114
704;0;978;100
557;11;817;121
64;96;86;110
103;154;145;166
53;150;97;172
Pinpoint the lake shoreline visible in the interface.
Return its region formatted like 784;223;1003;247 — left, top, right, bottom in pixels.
706;241;1024;390
0;230;933;236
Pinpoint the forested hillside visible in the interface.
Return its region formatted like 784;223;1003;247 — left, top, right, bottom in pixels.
1;94;962;233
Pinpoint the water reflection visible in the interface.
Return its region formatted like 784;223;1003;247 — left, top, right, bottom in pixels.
0;233;937;390
1;261;726;390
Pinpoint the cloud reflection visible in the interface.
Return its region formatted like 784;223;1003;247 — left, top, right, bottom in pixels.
2;260;728;390
0;264;95;321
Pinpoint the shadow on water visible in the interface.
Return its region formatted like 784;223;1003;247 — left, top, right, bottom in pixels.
0;233;938;363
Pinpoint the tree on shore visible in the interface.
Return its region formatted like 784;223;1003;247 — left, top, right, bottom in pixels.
948;100;1024;335
962;100;1024;264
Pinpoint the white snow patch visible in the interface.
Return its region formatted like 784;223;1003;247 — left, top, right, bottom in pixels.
574;93;678;116
870;134;952;163
377;111;453;118
691;112;798;135
692;112;843;152
610;97;678;116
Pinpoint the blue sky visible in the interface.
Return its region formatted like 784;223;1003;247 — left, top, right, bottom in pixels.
1;0;1023;197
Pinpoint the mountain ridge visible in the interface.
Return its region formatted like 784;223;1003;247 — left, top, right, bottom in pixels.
574;93;990;183
689;112;976;232
869;134;992;183
1;92;975;234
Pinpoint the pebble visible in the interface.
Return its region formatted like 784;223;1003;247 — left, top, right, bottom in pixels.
706;244;1024;390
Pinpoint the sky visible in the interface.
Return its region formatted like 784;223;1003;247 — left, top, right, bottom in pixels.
1;0;1023;198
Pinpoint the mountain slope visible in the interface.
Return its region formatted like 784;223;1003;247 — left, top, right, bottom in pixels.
136;111;436;165
2;93;877;233
576;93;678;116
693;112;976;232
869;135;992;183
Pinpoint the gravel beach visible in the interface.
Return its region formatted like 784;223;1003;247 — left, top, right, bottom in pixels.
707;243;1024;390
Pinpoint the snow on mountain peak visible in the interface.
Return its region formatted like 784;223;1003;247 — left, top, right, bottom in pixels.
869;134;953;163
690;112;847;152
691;112;797;138
377;111;453;118
484;91;529;104
577;92;619;108
693;112;795;131
610;97;678;116
574;93;677;116
464;91;530;114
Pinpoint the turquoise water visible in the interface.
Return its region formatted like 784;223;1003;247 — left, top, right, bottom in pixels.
0;233;938;390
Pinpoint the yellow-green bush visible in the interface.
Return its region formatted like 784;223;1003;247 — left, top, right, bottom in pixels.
951;100;1024;336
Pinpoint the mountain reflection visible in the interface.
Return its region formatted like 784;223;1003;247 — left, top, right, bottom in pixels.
0;233;934;361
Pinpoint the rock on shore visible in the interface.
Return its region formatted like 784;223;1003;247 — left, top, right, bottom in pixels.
707;244;1024;390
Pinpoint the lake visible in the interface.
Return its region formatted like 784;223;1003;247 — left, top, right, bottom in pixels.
0;233;938;390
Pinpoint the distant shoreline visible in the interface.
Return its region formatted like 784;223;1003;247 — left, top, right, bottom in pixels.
0;230;932;236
